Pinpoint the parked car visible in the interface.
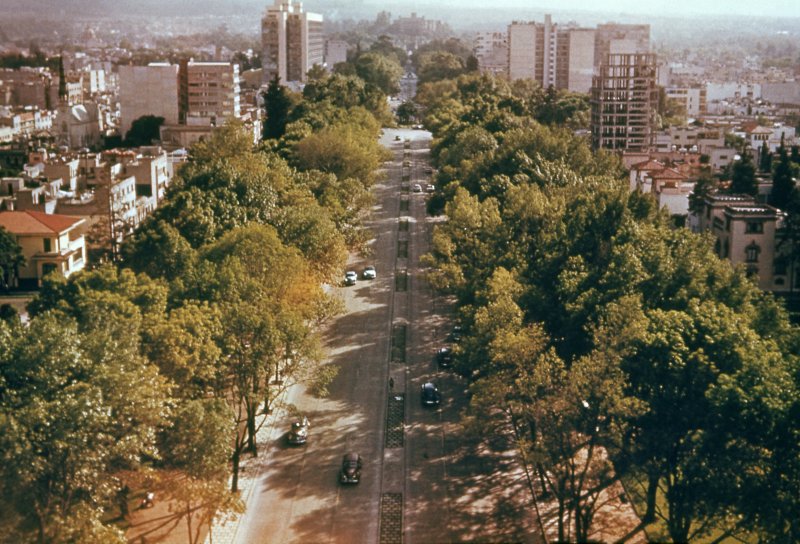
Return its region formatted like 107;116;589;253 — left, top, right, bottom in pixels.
437;347;452;368
287;417;309;445
426;184;435;193
344;271;358;286
412;183;422;193
449;325;463;343
420;382;441;407
339;452;362;484
363;265;377;279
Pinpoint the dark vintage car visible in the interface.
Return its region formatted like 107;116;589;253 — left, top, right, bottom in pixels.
339;452;362;484
436;347;452;368
420;382;441;407
287;417;309;445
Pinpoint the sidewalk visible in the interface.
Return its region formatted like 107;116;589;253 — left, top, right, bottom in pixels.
204;394;292;544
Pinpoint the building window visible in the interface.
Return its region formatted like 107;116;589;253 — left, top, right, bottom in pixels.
745;222;763;234
745;242;760;263
43;238;51;252
774;256;788;275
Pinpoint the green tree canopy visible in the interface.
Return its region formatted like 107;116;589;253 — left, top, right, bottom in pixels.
355;51;403;96
125;114;165;147
0;225;24;291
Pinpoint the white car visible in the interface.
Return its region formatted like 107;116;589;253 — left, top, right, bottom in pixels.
413;183;422;193
363;266;376;279
426;184;435;193
344;271;358;286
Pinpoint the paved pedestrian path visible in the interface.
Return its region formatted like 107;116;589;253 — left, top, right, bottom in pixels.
204;398;289;544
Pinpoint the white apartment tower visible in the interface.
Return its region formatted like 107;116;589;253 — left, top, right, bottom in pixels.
507;16;595;93
474;32;508;76
262;1;324;84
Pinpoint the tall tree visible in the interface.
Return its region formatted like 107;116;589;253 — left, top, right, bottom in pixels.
162;399;243;544
124;115;165;147
354;51;403;96
759;140;773;173
0;226;24;291
731;149;757;196
262;75;293;141
770;144;795;210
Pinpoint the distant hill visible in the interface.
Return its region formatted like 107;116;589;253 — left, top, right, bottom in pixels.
0;0;368;17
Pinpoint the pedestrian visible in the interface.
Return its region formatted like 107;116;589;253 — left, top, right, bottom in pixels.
389;377;395;390
117;485;130;519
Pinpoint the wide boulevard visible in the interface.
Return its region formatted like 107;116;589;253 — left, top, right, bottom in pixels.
232;128;537;544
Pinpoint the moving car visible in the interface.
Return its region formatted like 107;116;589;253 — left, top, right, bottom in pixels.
437;347;452;368
363;265;377;279
339;452;362;484
420;382;441;407
287;417;309;445
344;271;358;286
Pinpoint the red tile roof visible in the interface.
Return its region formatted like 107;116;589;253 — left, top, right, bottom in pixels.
631;159;665;171
651;167;687;180
0;210;85;235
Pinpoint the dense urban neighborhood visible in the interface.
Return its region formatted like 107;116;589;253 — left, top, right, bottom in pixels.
0;1;799;543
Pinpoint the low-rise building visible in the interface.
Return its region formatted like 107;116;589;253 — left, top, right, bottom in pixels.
0;210;87;288
629;158;694;219
697;193;784;291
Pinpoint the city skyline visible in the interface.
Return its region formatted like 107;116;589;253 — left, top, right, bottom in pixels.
2;0;800;19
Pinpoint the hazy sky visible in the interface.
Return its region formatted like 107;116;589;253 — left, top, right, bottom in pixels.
429;0;800;17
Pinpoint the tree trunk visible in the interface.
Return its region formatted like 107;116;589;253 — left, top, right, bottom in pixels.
246;402;258;455
186;505;194;544
644;472;659;523
231;446;241;493
666;487;692;544
537;463;548;495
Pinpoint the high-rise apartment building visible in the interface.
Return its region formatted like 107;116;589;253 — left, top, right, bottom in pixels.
474;32;508;76
119;61;241;144
506;17;650;95
262;1;323;84
179;61;241;126
118;63;180;138
590;53;659;152
507;16;595;93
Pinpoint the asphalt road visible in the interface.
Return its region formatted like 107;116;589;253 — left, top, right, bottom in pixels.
234;128;538;544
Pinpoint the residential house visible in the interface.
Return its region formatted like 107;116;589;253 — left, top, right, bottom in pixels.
0;210;87;288
697;193;784;291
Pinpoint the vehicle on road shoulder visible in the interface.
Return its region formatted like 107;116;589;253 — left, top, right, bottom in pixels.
344;271;358;286
363;265;377;279
287;417;309;445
